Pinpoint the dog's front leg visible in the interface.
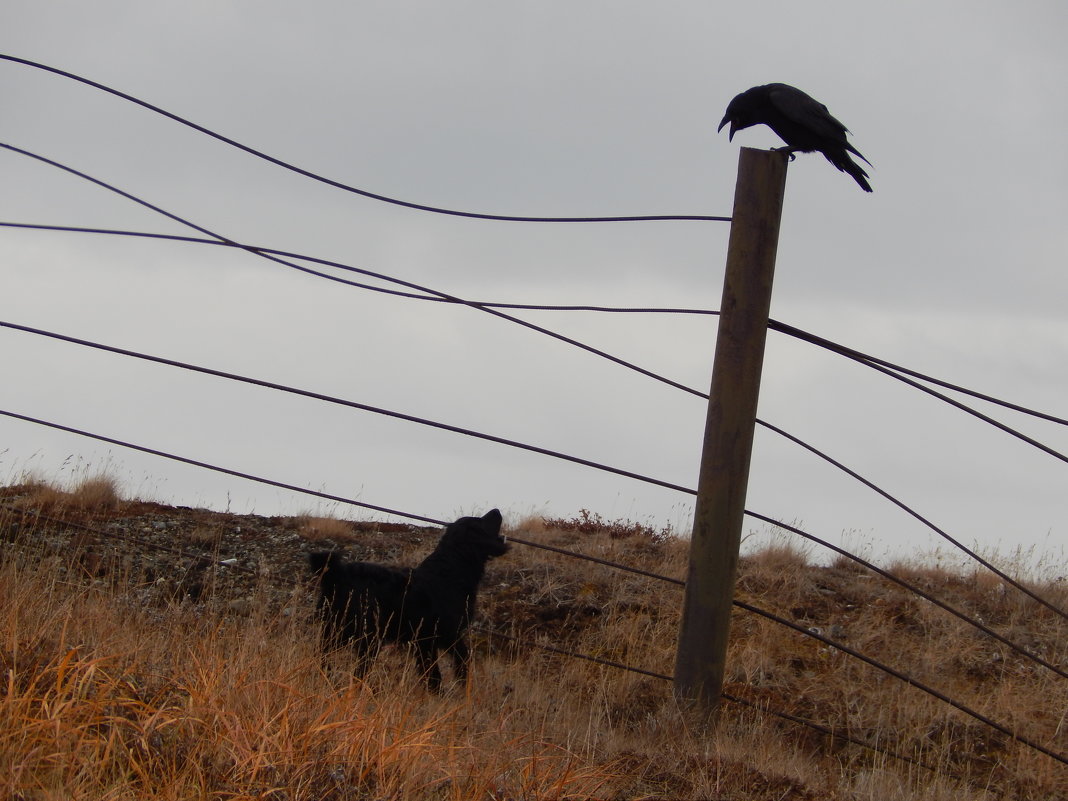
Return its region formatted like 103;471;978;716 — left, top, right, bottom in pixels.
352;633;382;678
447;637;471;686
318;612;346;674
318;632;335;674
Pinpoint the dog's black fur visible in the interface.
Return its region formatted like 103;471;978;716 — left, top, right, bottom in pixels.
308;509;508;691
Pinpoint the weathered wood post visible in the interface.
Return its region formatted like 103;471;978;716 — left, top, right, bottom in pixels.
674;146;788;714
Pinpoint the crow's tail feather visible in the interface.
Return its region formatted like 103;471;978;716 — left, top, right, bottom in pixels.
844;158;873;192
845;141;873;168
826;150;872;193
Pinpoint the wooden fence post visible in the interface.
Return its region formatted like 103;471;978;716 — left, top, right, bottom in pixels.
674;146;788;714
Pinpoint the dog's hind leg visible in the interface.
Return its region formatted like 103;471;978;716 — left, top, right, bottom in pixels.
413;640;443;692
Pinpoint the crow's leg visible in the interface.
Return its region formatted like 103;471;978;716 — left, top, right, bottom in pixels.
770;146;798;162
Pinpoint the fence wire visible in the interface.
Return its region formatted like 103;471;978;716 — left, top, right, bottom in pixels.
0;54;730;224
471;626;948;777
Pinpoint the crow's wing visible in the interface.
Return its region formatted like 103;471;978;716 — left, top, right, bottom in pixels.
766;84;872;166
765;84;848;139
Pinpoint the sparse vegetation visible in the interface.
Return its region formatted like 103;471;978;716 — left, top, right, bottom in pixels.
298;514;360;543
538;508;674;544
1;483;1065;799
9;473;122;517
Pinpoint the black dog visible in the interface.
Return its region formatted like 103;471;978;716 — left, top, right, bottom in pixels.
308;509;508;691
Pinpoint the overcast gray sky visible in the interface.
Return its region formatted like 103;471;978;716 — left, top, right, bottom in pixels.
2;2;1065;570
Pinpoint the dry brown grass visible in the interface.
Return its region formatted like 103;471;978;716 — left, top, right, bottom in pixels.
297;515;360;543
1;500;1066;799
11;473;122;514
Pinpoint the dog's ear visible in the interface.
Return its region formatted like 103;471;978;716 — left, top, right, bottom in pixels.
308;551;337;575
481;509;503;530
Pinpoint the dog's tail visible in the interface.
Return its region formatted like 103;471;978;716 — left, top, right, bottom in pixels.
308;551;341;577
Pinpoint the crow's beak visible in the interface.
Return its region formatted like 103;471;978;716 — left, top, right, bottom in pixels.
717;116;735;141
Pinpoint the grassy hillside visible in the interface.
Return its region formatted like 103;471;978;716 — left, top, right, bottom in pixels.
1;478;1065;799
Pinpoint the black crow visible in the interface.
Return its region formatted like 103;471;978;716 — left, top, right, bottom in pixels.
718;83;872;192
